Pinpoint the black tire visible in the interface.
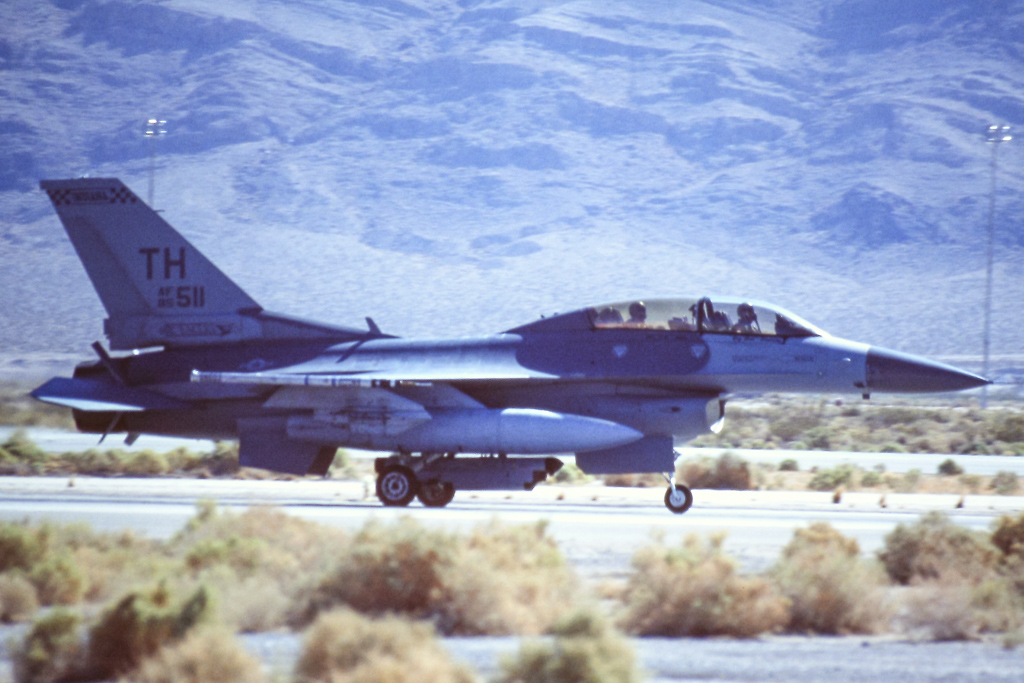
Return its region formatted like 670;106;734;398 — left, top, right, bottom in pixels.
417;480;455;508
376;465;418;507
664;483;693;514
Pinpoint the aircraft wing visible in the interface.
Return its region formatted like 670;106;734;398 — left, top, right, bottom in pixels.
192;334;562;388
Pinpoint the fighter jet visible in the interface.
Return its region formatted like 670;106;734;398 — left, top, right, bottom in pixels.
31;178;989;513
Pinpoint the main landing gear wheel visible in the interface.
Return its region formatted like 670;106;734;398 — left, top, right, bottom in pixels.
665;483;693;514
417;480;456;508
377;465;418;507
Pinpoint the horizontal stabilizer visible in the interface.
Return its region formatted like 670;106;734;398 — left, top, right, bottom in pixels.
31;377;189;412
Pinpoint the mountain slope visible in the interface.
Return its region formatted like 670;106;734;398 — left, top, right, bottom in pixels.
1;0;1022;358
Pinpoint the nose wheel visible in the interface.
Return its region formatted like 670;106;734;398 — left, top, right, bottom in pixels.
664;482;693;514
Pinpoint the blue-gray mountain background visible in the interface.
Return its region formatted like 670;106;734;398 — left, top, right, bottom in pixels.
2;0;1022;363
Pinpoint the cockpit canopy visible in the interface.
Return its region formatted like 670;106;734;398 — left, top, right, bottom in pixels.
586;297;824;338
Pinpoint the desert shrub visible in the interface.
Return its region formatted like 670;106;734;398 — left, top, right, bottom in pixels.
807;463;856;491
901;580;979;641
159;447;203;472
899;468;923;492
13;608;87;683
992;513;1024;557
860;471;881;487
180;499;219;533
0;573;39;622
308;518;576;635
552;462;590;484
0;386;74;429
309;517;456;619
778;458;799;472
175;503;343;576
970;577;1024;633
992;471;1021;496
125;627;265;683
901;576;1024;641
1;431;48;473
873;407;922;427
0;522;46;572
61;449;117;475
803;426;833;449
50;446;236;477
327;448;367;480
960;473;982;493
772;522;889;634
203;442;240;476
678;452;752;490
768;411;820;442
0;520;161;608
172;504;349;631
86;582;213;678
992;413;1024;444
604;472;662;487
75;533;169;604
879;511;1000;585
619;533;787;637
0;447;16;474
441;519;578;635
294;608;474;683
184;536;267;577
122;450;170;476
215;572;292;633
496;609;640;683
29;551;87;605
938;458;964;476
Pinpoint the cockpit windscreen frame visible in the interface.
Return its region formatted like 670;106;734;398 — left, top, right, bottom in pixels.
586;297;824;338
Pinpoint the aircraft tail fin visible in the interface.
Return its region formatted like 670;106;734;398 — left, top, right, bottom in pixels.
40;178;354;349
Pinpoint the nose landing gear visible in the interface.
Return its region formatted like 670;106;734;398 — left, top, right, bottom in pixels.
664;476;693;514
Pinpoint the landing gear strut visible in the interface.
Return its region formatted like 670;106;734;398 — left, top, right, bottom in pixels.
664;478;693;514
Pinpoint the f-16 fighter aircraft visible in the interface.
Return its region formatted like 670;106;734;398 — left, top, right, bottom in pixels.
32;178;989;513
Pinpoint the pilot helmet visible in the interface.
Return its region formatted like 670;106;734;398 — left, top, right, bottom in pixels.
629;301;646;319
737;302;755;319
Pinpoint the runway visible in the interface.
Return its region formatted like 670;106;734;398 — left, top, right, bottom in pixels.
0;476;1018;576
7;427;1024;477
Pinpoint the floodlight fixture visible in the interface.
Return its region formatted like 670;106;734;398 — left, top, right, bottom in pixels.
144;118;167;206
981;124;1011;409
986;124;1012;143
145;118;167;137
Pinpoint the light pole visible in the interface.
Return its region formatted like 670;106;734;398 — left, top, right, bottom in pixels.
144;118;167;207
982;124;1011;409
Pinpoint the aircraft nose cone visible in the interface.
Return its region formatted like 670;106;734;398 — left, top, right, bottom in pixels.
866;347;990;393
